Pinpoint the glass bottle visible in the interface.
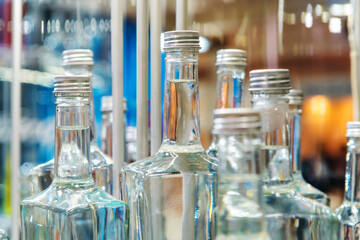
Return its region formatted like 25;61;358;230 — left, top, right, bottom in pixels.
336;122;360;239
0;229;8;240
29;49;113;195
207;49;247;158
249;69;339;239
288;89;330;206
214;108;270;240
21;75;129;239
121;30;217;240
100;96;128;161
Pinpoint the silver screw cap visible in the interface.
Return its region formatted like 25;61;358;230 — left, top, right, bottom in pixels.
346;121;360;138
287;89;303;105
163;30;200;51
101;96;127;112
249;69;291;92
212;108;261;134
53;75;91;95
62;49;94;66
216;49;247;67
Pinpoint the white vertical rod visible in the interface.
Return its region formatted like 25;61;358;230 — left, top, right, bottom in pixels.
150;0;162;154
176;0;188;30
111;0;124;199
136;0;149;160
349;0;360;120
11;0;22;238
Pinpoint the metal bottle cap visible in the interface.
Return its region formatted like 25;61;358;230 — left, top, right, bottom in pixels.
53;75;91;95
287;89;303;105
249;69;291;92
346;122;360;138
101;96;127;112
163;30;200;51
62;49;94;66
212;108;261;134
216;49;247;67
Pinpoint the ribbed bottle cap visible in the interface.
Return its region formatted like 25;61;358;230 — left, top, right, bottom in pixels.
101;96;127;112
216;49;247;67
346;122;360;137
249;69;291;92
163;30;200;51
212;108;261;134
287;89;303;105
53;75;91;95
62;49;94;66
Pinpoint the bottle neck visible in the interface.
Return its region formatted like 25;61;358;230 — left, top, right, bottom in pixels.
101;111;113;157
162;51;202;149
289;105;302;175
217;133;263;203
215;65;245;108
54;96;91;181
251;92;292;184
345;137;360;202
64;65;97;145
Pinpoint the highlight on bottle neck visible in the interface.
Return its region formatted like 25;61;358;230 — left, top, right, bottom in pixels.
345;121;360;202
215;49;247;108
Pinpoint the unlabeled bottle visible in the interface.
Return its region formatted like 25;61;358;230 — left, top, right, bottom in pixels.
207;49;247;158
121;30;217;240
249;69;338;240
288;89;330;206
21;75;129;239
29;49;113;195
336;122;360;239
0;229;8;240
213;108;270;240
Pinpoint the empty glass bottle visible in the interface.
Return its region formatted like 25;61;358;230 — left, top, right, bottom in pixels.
121;30;217;240
288;89;330;206
21;75;129;239
249;69;338;240
336;122;360;239
207;49;247;158
214;108;270;240
29;49;113;195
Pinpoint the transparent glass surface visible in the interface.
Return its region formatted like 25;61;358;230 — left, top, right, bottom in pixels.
289;105;330;206
0;229;8;240
216;133;270;240
252;92;339;239
21;95;128;239
121;50;217;239
336;137;360;240
101;110;113;157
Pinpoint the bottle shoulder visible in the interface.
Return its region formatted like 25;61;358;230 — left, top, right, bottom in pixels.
90;144;113;167
22;179;127;211
122;147;218;177
336;201;360;219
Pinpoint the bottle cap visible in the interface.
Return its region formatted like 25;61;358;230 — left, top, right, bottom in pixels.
212;108;261;134
287;89;303;106
163;30;200;51
101;96;127;112
249;69;291;92
62;49;94;66
346;122;360;138
53;75;91;95
216;49;247;67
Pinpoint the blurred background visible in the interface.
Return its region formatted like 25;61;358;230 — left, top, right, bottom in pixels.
0;0;353;231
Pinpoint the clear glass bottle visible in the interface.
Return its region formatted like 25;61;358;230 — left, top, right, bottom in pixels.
0;229;8;240
29;49;113;195
21;75;129;239
213;108;270;240
207;49;247;158
336;122;360;239
121;30;217;240
249;69;339;239
100;96;128;161
288;89;330;206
